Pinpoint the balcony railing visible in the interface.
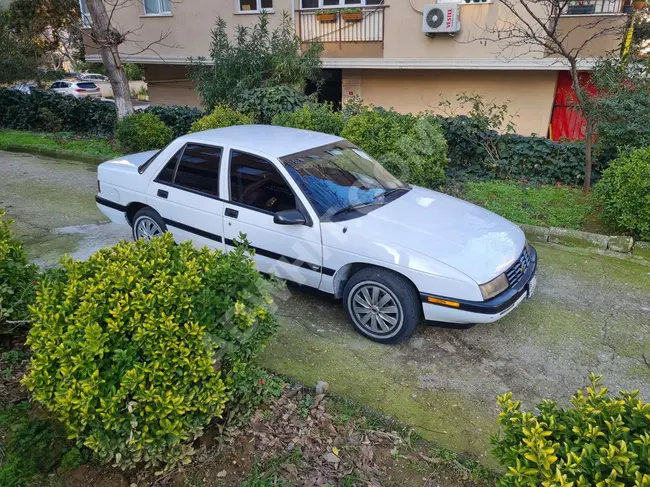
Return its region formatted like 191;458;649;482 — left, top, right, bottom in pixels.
297;6;387;48
561;0;627;15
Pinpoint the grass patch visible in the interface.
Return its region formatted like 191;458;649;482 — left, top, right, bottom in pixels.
460;181;605;231
0;130;122;160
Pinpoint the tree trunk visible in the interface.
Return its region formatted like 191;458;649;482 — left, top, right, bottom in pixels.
583;117;593;193
86;0;134;120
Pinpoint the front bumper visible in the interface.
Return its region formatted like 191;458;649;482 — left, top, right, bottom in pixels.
420;245;538;324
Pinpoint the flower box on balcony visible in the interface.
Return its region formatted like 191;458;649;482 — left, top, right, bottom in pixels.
316;10;337;22
342;9;362;21
566;3;596;13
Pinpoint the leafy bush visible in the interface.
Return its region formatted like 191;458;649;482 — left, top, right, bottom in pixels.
190;104;252;133
438;115;597;186
23;233;278;470
144;105;204;138
596;147;650;240
189;13;322;111
237;86;311;124
271;102;344;135
115;112;172;153
382;117;448;188
0;208;38;326
0;88;116;137
462;181;597;229
341;108;416;159
491;374;650;487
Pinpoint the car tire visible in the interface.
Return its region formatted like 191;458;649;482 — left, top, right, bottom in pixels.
132;207;167;241
343;267;421;344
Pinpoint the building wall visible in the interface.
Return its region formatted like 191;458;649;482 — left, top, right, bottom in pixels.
144;64;201;107
344;69;558;136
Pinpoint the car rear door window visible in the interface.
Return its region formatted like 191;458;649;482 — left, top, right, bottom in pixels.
173;144;222;197
229;151;296;213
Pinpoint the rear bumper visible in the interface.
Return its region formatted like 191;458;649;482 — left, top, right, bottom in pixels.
421;245;537;324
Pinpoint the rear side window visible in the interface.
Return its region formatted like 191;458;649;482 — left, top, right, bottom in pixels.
174;144;222;197
77;82;97;89
155;148;182;184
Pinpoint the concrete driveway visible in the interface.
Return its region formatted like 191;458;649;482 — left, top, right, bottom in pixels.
2;150;649;466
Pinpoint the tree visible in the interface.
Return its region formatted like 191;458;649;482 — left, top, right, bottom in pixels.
189;13;323;111
82;0;175;119
478;0;627;192
0;0;78;84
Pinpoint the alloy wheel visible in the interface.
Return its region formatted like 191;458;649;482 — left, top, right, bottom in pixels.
348;281;403;339
134;216;163;241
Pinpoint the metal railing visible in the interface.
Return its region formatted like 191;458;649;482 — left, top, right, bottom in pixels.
297;6;387;47
561;0;626;14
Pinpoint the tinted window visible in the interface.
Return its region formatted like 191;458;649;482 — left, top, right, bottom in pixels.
50;83;59;89
230;152;296;213
155;148;181;184
77;82;97;89
174;144;222;197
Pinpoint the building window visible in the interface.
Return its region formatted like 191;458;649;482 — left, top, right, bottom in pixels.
300;0;383;8
144;0;171;15
79;0;91;26
238;0;273;12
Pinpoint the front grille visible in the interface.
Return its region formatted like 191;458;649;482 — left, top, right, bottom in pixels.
505;247;530;287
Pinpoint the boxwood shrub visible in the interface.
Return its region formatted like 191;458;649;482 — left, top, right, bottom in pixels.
596;147;650;240
0;208;38;325
190;104;252;133
491;374;650;487
271;102;344;136
23;234;278;470
116;112;173;153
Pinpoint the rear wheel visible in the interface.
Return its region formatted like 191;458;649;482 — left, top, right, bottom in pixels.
343;267;421;344
132;207;166;241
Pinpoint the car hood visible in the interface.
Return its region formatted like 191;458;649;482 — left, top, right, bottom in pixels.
348;186;525;284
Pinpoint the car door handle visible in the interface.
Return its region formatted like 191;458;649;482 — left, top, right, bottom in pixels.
225;208;239;218
157;189;168;199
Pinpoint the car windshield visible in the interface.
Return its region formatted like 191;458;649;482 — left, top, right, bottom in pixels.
281;142;409;218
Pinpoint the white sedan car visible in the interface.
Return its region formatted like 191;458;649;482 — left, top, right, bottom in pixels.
96;125;537;343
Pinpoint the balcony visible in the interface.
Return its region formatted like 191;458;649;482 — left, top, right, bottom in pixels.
297;5;387;58
561;0;628;15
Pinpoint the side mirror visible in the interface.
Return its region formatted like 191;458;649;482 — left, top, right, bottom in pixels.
273;209;307;225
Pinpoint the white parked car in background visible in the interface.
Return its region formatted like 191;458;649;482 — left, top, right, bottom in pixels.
49;80;101;99
79;73;109;82
96;126;537;343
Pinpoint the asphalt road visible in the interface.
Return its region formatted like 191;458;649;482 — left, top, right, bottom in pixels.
2;150;649;465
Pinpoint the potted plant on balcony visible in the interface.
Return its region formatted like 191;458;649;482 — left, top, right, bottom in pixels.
342;7;363;21
566;1;596;14
316;9;338;22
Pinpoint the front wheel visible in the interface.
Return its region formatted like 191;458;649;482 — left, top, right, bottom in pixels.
342;267;421;344
132;207;166;241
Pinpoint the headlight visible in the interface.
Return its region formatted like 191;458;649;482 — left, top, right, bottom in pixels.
479;273;509;300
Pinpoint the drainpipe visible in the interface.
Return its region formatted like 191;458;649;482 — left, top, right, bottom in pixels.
291;0;296;23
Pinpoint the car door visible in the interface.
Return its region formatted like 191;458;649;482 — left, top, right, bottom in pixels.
146;142;226;251
222;149;323;289
50;82;63;94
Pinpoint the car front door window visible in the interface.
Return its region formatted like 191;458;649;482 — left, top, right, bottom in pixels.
229;151;296;213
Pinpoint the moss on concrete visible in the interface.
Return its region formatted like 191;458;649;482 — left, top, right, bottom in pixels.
548;227;609;250
633;241;650;260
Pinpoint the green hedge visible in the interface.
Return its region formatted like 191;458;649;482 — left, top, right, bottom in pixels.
0;89;116;137
143;105;204;139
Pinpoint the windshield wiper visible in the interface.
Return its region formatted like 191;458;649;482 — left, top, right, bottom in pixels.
378;186;410;200
330;201;379;218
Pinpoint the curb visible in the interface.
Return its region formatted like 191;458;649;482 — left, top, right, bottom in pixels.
1;144;109;165
519;223;649;259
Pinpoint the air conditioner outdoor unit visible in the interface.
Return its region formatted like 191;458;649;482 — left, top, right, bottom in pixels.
422;3;460;35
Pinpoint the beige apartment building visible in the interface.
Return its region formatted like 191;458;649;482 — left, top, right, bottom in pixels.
83;0;628;136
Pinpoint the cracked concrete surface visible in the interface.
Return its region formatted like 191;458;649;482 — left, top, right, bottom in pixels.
2;150;649;466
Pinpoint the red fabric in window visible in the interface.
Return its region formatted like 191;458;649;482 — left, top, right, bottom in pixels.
550;71;596;141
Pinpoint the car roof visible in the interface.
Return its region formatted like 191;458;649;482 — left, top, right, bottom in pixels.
182;125;344;158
